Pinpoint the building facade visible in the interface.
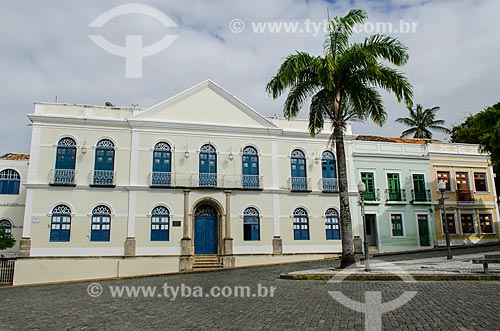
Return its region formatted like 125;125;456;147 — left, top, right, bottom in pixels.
352;136;436;253
429;143;500;246
13;80;361;285
0;153;29;258
7;80;499;285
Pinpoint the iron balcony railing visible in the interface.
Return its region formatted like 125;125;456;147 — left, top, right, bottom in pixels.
320;178;339;192
385;188;406;202
288;177;312;192
411;189;431;202
362;189;380;202
150;171;172;187
49;169;77;186
457;189;474;202
90;170;116;186
149;173;263;190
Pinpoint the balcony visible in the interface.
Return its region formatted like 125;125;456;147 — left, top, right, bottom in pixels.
457;190;474;202
320;178;339;192
149;173;263;190
150;172;172;187
385;189;406;202
362;189;380;203
90;170;116;187
411;189;431;203
288;177;311;192
49;169;76;186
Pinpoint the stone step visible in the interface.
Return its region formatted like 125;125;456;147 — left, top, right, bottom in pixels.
193;255;223;268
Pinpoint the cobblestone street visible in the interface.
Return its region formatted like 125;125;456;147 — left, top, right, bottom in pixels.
1;246;500;330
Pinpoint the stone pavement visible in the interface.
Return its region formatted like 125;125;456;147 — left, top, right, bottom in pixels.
1;245;500;331
282;248;500;280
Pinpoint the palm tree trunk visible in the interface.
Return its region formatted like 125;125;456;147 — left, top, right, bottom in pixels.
334;124;355;268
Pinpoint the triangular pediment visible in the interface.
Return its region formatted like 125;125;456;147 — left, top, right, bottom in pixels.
132;80;277;128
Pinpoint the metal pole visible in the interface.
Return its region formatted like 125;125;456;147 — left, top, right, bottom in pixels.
441;191;453;259
361;193;371;271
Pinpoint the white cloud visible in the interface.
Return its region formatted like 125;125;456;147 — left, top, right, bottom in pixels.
1;0;499;153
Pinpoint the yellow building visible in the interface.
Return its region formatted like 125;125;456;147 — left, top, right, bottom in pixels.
429;143;499;245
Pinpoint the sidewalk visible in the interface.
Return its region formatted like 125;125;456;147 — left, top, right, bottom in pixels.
281;248;500;281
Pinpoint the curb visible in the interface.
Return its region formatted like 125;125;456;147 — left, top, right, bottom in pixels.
279;273;500;281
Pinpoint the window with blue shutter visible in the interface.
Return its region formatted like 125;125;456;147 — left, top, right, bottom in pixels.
293;207;310;240
50;205;72;242
243;207;260;241
90;205;111;242
0;169;20;195
325;208;340;240
151;206;170;241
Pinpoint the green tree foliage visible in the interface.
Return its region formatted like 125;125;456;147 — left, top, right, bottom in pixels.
451;102;500;194
0;228;15;251
266;9;413;267
396;104;449;138
451;102;500;166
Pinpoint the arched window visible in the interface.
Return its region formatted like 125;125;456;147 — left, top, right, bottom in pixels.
0;219;12;238
325;208;340;240
290;149;307;191
50;205;72;242
243;207;260;241
242;146;259;189
151;206;170;241
293;208;310;240
54;137;77;185
199;144;217;187
0;169;20;195
151;142;172;187
321;151;338;192
91;205;111;242
93;139;115;186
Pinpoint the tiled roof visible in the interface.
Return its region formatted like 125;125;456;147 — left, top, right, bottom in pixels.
355;135;439;144
0;153;30;160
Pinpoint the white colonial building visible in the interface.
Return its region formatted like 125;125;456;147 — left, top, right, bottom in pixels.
14;80;362;285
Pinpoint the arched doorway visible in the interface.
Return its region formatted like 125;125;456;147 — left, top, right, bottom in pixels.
194;203;219;254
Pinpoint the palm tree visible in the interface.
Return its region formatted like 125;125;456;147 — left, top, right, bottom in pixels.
266;9;413;268
396;104;449;138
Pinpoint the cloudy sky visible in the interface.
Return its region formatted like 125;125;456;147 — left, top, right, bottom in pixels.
1;0;499;154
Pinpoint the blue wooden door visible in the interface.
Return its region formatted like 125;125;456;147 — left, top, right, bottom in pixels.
95;148;115;171
242;151;259;188
291;151;306;190
56;146;76;170
152;149;171;186
199;150;217;187
194;216;218;254
55;146;76;184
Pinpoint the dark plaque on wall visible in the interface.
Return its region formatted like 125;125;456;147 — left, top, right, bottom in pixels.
172;221;181;227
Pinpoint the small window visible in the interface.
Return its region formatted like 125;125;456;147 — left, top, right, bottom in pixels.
441;213;457;235
479;214;494;234
151;206;170;241
0;169;21;195
391;214;404;237
474;173;488;192
243;207;260;241
437;171;451;191
460;214;475;234
293;208;309;240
